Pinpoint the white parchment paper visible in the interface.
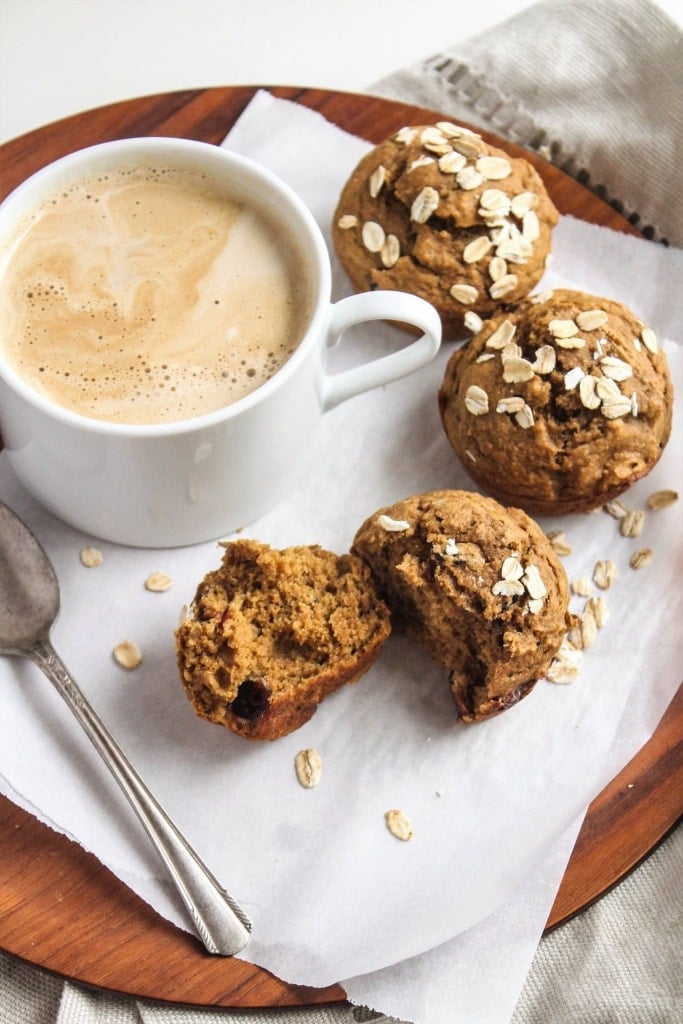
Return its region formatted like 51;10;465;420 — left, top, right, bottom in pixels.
1;92;681;1013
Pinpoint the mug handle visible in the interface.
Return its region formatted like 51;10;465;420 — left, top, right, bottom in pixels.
320;291;442;411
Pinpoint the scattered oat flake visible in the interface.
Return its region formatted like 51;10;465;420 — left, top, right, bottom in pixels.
604;499;628;519
546;658;580;684
547;530;572;556
113;640;142;670
586;595;608;628
630;547;653;570
294;748;322;789
579;607;598;648
593;559;618;590
80;546;103;568
571;577;593;597
377;514;411;532
145;570;173;592
646;489;678;510
620;508;645;538
385;809;414;842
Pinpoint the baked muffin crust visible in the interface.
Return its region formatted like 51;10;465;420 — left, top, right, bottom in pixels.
352;490;571;722
438;289;673;514
333;122;558;338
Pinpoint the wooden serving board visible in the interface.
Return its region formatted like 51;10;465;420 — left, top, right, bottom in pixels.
0;86;681;1009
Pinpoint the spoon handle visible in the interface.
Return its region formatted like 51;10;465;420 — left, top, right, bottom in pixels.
30;638;252;956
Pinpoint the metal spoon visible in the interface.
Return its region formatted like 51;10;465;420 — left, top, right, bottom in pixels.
0;500;251;955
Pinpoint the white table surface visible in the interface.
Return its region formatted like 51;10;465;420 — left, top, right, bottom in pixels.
2;0;679;147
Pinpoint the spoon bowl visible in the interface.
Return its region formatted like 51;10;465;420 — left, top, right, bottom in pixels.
0;500;251;955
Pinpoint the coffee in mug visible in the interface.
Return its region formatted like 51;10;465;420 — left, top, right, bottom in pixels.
0;138;441;547
0;163;313;425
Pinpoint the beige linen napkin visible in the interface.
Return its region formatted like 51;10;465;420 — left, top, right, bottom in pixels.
370;0;683;248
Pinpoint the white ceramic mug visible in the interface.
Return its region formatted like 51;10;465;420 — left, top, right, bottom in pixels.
0;137;441;547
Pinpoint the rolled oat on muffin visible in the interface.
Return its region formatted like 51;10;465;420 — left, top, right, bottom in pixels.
333;122;558;338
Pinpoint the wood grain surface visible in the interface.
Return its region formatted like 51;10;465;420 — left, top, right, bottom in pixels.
0;85;680;1009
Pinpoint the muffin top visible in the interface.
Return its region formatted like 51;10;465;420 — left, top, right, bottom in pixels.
333;122;558;337
438;289;673;514
352;490;571;721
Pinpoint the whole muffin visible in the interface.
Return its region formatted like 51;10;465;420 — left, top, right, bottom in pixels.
176;539;391;740
332;121;558;338
438;289;673;514
351;490;571;722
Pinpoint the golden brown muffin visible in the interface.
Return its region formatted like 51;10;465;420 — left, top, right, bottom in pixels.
332;122;558;338
438;289;673;514
176;539;391;740
351;490;571;722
